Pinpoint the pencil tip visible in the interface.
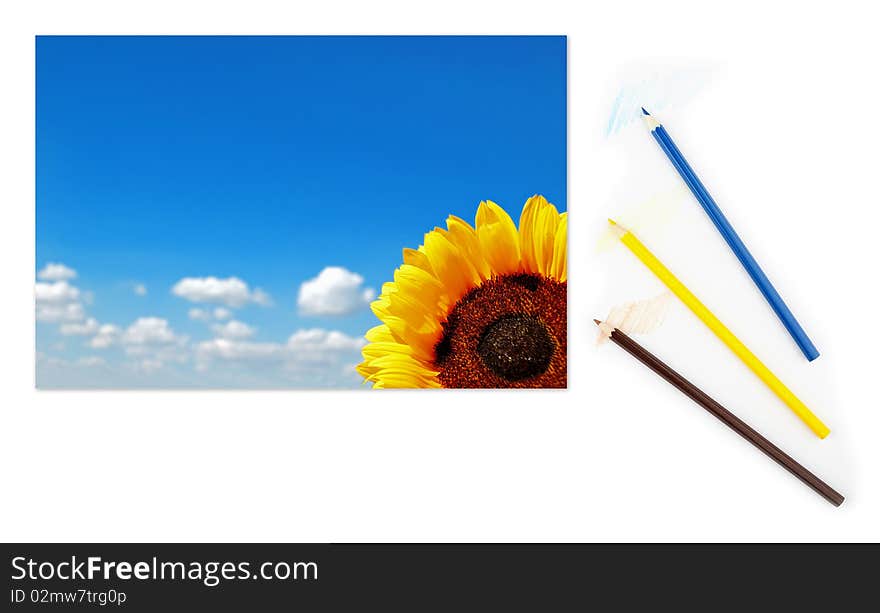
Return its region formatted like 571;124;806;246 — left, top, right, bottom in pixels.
607;218;628;238
641;107;649;115
593;319;601;325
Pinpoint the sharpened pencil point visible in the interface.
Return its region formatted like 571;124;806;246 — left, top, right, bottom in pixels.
642;109;661;130
593;319;601;325
607;218;627;238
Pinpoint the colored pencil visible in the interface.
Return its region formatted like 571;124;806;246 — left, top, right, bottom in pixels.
594;321;843;506
641;108;820;362
608;220;830;438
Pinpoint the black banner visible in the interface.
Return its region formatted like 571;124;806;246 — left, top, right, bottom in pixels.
1;543;874;610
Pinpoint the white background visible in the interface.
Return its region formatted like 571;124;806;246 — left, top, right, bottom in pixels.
2;1;879;542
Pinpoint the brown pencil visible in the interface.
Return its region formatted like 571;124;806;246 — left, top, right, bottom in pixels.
595;320;844;507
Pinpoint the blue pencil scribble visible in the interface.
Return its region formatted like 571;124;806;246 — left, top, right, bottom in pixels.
605;67;715;137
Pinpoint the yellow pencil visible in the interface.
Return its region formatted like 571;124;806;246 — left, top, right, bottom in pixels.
608;219;830;439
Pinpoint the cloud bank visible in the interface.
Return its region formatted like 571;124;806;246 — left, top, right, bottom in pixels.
196;328;365;370
37;262;369;388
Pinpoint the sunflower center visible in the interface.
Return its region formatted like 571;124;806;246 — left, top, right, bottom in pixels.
477;314;554;380
433;273;566;388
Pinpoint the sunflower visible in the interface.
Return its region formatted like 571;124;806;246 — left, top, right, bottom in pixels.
357;195;567;388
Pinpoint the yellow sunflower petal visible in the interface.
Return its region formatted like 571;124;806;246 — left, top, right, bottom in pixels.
355;362;375;378
551;212;567;281
386;289;442;336
518;194;543;273
445;215;491;282
402;247;434;274
519;194;560;276
379;281;397;299
362;343;415;361
535;204;561;276
367;353;438;375
365;324;394;343
363;353;441;388
391;264;446;321
475;200;521;276
370;294;393;320
421;228;476;306
359;353;441;388
381;315;439;363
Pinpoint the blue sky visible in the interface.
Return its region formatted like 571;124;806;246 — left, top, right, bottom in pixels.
35;36;567;388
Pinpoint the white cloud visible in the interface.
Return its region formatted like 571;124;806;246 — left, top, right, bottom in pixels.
37;263;77;281
213;307;231;320
89;324;121;349
122;317;180;345
287;328;366;353
60;318;99;336
78;316;188;365
36;280;85;322
35;281;80;305
172;276;271;307
188;308;212;322
212;320;256;340
37;302;86;323
118;318;188;370
133;283;147;296
297;267;376;316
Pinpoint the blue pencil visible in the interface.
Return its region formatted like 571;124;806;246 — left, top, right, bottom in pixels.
641;107;820;361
